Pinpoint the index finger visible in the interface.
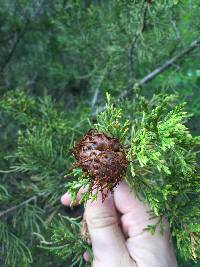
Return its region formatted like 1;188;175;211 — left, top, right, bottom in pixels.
61;187;87;206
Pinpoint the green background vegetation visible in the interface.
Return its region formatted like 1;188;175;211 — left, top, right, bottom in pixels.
0;0;199;266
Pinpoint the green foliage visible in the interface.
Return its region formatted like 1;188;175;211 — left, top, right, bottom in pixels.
0;0;200;266
127;95;193;174
37;216;92;267
0;89;36;124
124;94;200;260
65;168;92;206
95;93;130;143
0;185;9;202
0;89;91;267
0;221;32;267
61;93;200;264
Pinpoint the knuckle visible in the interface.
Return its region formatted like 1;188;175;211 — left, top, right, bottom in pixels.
86;210;117;229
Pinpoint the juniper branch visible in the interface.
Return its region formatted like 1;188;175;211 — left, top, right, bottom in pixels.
0;193;45;217
94;37;200;117
121;37;200;99
128;1;148;87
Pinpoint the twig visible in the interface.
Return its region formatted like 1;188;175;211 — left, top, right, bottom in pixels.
91;89;99;108
93;37;200;116
0;169;17;173
128;2;148;88
0;193;45;217
91;62;110;110
0;196;36;217
119;38;200;99
171;20;182;41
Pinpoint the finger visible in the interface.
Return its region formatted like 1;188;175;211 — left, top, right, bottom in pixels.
83;251;90;262
114;181;177;267
85;190;136;267
60;192;70;206
61;187;87;206
114;181;160;236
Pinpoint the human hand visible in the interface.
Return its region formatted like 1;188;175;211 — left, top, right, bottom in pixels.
61;181;177;267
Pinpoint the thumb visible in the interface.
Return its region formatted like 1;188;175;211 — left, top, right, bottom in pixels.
114;181;177;267
85;191;136;267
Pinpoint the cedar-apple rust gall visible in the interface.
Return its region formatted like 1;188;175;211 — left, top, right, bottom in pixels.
71;129;127;201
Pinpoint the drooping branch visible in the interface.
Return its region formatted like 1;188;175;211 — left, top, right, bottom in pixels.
0;193;44;218
127;2;149;87
0;196;36;217
93;37;200;117
120;38;200;99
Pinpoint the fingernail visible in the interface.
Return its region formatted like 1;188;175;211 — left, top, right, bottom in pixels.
60;193;70;205
83;251;90;262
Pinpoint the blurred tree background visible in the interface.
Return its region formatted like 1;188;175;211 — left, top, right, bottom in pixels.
0;0;200;266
